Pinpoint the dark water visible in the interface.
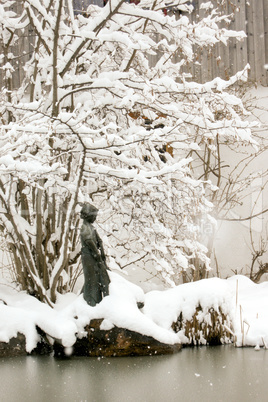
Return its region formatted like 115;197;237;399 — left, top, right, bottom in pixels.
1;346;268;402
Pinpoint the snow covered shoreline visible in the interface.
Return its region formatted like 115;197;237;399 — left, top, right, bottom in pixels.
1;273;268;355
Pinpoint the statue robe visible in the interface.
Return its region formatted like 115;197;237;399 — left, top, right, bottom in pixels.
80;221;110;306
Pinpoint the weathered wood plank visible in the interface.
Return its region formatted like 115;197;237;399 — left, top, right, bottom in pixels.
217;1;231;80
228;1;238;78
235;0;248;73
246;0;256;83
198;0;210;83
263;0;268;85
252;0;266;85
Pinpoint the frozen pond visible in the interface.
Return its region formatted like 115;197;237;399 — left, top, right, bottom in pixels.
1;346;268;401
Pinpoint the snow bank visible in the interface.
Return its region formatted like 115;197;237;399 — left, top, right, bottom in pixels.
59;272;180;346
143;277;233;329
0;282;77;352
1;274;268;352
227;276;268;348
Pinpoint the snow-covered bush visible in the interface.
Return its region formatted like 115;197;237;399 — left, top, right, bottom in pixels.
0;0;256;304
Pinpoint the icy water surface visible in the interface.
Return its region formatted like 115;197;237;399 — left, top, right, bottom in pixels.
1;346;268;402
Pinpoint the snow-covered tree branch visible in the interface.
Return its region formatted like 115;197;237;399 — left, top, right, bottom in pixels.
0;0;257;303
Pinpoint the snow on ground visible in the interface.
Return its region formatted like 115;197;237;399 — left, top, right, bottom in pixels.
227;275;268;348
0;272;268;352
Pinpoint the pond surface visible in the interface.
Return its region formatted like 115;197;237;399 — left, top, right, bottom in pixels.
1;346;268;402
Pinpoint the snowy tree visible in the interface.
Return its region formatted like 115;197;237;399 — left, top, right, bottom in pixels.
0;0;256;304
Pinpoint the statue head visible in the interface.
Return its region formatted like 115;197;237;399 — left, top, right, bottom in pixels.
80;203;98;223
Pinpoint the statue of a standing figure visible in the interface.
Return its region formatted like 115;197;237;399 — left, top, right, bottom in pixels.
80;203;110;306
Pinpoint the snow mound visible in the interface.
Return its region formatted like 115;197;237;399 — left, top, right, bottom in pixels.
227;276;268;347
0;274;268;352
143;277;234;344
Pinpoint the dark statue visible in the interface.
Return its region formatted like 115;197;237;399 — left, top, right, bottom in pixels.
80;203;110;306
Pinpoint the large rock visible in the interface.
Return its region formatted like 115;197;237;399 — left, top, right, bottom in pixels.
0;328;53;358
54;319;182;357
0;333;27;357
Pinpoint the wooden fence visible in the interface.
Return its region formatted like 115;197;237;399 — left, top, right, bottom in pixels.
0;0;35;90
1;0;268;89
185;0;268;85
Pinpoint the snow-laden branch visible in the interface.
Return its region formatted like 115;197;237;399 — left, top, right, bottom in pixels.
0;0;260;301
